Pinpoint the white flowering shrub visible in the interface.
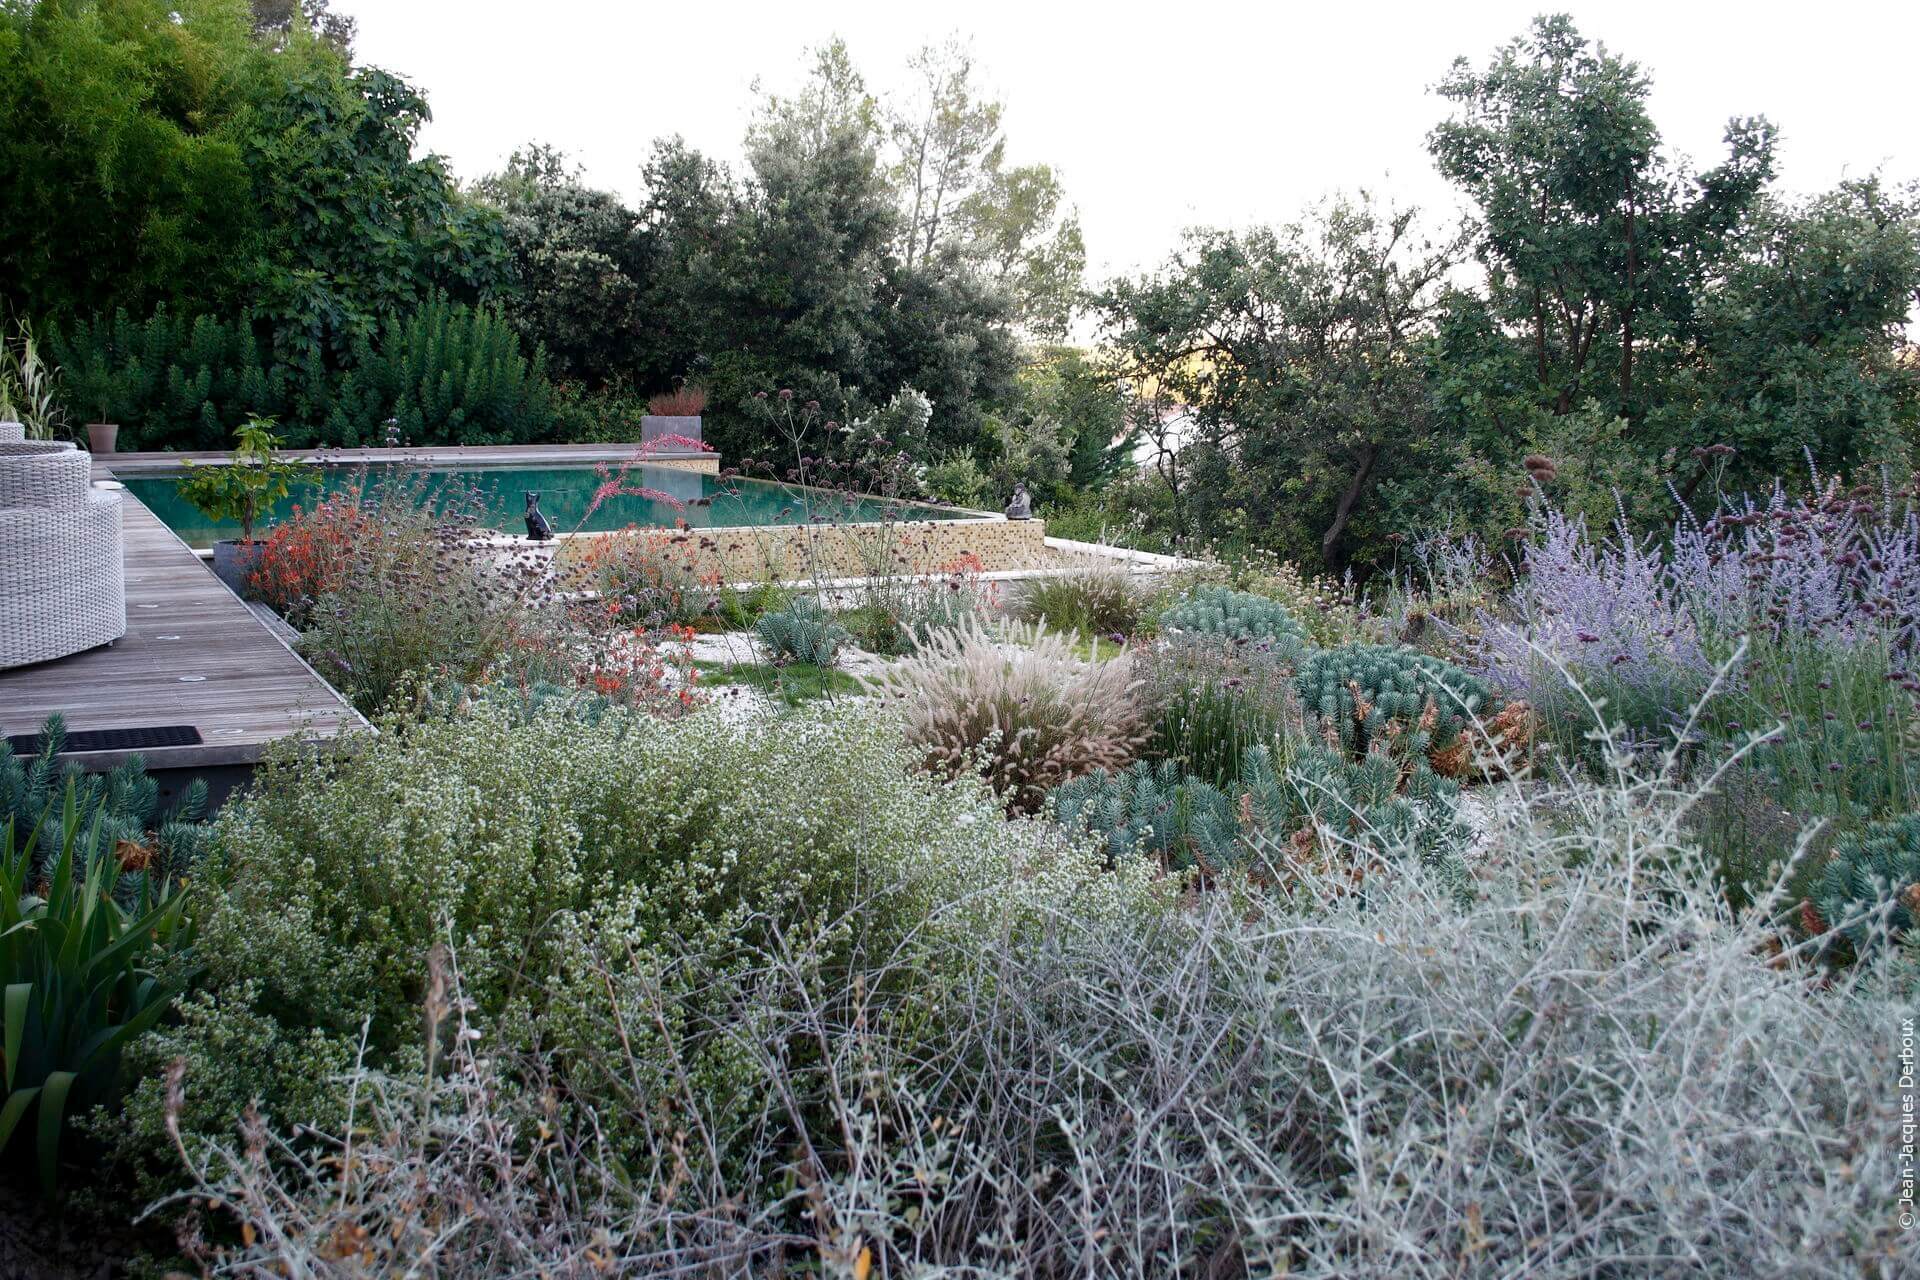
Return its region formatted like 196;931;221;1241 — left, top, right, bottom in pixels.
112;701;1156;1191
163;733;1908;1276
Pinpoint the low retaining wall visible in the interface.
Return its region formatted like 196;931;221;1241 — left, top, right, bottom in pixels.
641;454;721;475
545;515;1051;582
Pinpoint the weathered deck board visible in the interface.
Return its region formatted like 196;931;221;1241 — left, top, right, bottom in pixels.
0;492;363;771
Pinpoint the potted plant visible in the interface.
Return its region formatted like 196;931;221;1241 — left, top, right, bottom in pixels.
56;340;130;452
176;418;313;594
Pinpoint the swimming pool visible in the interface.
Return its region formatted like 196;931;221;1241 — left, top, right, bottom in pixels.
121;461;957;550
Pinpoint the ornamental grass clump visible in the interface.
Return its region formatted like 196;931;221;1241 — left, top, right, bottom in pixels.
863;619;1149;813
1139;632;1303;789
1011;561;1151;639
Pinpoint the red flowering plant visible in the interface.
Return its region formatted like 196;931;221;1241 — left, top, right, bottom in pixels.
579;431;728;527
575;524;715;629
939;551;1001;611
583;459;689;523
564;623;700;716
245;493;376;628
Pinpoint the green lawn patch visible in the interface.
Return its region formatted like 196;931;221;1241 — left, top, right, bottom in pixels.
694;660;863;706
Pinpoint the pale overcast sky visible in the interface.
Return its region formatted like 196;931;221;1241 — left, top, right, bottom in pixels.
337;0;1915;281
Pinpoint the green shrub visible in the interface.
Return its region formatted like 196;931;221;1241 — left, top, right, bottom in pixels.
1159;586;1308;664
325;295;552;446
1294;643;1491;757
1814;814;1920;948
53;297;558;450
1;794;194;1192
547;379;653;444
147;728;1909;1277
923;449;989;508
755;596;850;667
51;306;297;451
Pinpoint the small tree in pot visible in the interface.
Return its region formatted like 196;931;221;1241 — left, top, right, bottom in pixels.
176;419;312;593
49;323;131;452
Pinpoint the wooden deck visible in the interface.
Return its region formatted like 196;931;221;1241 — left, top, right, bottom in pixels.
0;490;363;773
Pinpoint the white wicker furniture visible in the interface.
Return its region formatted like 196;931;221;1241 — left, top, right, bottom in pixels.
1;440;126;668
0;421;23;442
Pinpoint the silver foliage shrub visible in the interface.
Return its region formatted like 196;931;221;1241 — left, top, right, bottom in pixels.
165;726;1911;1277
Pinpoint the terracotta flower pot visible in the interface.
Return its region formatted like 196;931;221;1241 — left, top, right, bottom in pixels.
86;422;119;454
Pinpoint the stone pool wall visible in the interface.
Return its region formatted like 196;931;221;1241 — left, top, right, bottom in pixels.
547;515;1050;582
641;453;721;475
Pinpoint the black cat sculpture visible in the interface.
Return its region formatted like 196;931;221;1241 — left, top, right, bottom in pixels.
524;491;554;541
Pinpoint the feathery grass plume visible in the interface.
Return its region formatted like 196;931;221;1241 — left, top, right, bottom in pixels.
863;618;1149;812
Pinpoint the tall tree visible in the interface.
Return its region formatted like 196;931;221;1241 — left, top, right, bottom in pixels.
886;38;1085;336
890;38;1002;271
1428;15;1915;511
957;162;1086;339
1429;14;1774;423
636;47;1023;461
242;61;508;388
475;144;649;385
1669;178;1920;490
1101;197;1467;565
0;0;263;322
250;0;354;54
747;37;879;163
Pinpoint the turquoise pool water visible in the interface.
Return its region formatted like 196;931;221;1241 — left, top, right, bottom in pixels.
121;462;958;549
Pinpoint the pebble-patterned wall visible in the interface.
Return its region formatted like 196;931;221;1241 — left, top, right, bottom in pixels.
552;515;1052;583
642;454;721;475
